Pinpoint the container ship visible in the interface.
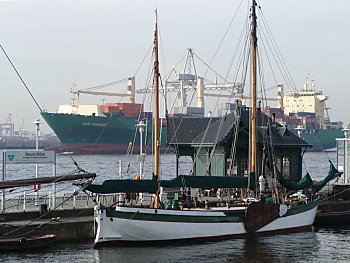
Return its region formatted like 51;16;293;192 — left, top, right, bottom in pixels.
40;70;237;154
41;104;163;154
42;72;343;153
41;77;169;154
262;75;344;151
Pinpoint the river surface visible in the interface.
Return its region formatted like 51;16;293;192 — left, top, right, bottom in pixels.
1;151;350;263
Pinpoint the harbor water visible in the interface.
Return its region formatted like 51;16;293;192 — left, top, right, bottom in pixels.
1;151;350;262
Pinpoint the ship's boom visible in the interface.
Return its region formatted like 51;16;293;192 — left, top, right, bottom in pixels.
71;90;127;97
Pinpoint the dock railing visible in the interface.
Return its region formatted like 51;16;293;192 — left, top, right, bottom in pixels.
1;190;100;213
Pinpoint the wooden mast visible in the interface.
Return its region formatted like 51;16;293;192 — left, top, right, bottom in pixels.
153;10;160;208
250;0;257;177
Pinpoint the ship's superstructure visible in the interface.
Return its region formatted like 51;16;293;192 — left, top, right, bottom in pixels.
283;75;340;131
263;75;343;151
42;64;343;153
41;49;246;154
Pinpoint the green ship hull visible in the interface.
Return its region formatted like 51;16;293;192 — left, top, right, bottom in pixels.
41;112;167;154
41;111;342;153
300;129;344;151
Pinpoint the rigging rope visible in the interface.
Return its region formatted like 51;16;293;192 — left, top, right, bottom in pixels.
257;4;332;161
81;78;130;91
203;0;245;78
0;179;93;238
0;43;42;112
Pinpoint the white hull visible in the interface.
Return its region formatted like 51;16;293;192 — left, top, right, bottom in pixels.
93;201;318;246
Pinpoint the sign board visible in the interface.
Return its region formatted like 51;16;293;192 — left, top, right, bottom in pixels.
4;150;56;164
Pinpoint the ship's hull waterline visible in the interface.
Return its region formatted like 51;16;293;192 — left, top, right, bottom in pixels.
300;129;344;152
41;112;168;154
93;201;318;247
41;112;342;153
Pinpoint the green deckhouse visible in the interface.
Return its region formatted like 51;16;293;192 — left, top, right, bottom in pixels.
167;106;311;185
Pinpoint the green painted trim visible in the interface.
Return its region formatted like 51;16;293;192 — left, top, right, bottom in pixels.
284;199;319;217
104;200;318;223
105;209;245;223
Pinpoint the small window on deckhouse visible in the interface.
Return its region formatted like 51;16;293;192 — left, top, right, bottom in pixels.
275;156;291;179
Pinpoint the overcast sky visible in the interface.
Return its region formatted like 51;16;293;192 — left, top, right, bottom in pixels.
0;0;349;133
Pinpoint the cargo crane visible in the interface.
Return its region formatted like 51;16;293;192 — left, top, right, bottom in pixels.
136;48;280;117
70;77;136;104
0;113;14;137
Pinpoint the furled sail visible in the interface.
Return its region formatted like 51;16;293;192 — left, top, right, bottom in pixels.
276;161;341;191
312;161;342;193
85;178;158;194
160;175;256;189
277;172;313;190
85;175;257;194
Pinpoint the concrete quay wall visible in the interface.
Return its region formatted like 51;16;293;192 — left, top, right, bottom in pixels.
0;209;95;241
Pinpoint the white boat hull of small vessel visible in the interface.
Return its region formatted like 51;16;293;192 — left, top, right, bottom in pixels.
93;201;318;246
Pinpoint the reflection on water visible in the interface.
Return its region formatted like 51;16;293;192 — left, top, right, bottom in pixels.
1;228;347;263
315;226;350;262
77;230;347;263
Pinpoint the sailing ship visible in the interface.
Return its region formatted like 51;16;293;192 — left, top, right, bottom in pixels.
85;2;340;246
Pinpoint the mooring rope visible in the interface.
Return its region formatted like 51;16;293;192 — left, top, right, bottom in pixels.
0;179;93;238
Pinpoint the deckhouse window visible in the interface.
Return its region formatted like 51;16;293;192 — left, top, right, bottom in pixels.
275;156;291;179
241;158;249;177
282;157;291;178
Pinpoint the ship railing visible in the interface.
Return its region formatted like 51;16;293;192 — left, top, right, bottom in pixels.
1;191;155;213
2;192;49;212
94;192;154;207
1;190;95;213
